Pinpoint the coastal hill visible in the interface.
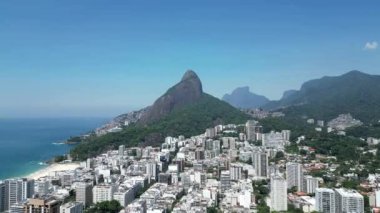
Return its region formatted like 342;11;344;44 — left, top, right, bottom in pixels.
139;70;203;124
71;70;250;160
263;70;380;123
222;86;270;109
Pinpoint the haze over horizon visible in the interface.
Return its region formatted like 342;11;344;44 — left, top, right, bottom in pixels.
1;0;380;117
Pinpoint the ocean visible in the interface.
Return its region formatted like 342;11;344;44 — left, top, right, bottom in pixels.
0;117;108;180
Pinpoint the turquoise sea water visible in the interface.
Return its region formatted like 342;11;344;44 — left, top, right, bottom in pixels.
0;118;108;180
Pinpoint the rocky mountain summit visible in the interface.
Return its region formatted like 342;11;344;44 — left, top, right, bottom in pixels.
139;70;203;124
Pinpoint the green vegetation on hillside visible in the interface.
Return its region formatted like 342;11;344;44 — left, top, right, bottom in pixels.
71;94;250;160
346;123;380;138
259;116;317;141
260;116;373;164
299;135;366;162
265;71;380;123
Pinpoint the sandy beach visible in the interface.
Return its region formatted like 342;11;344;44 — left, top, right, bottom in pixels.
26;163;80;180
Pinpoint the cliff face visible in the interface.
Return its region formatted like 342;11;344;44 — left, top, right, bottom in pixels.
139;70;203;124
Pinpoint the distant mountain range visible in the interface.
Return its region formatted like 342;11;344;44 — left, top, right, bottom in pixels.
263;70;380;123
222;86;270;109
71;70;249;160
71;70;380;159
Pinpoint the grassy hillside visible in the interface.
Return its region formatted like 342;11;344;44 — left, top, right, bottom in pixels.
70;93;250;160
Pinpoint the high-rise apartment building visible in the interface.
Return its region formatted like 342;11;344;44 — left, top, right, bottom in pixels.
316;188;335;213
335;188;364;213
304;175;319;194
245;120;262;141
252;151;268;178
92;185;114;204
229;164;243;181
220;171;231;192
270;174;287;212
76;182;93;208
0;181;5;212
4;178;34;211
286;162;304;192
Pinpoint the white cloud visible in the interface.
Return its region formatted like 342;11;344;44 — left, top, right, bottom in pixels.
364;41;378;50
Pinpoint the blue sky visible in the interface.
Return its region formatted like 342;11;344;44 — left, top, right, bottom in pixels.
1;0;379;117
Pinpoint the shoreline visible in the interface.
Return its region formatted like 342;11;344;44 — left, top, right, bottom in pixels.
0;117;108;181
26;162;81;180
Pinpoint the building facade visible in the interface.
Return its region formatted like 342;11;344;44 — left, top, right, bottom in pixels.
335;188;364;213
60;202;83;213
76;182;93;208
286;162;304;192
24;197;60;213
270;175;287;212
252;151;268;178
304;175;319;194
315;188;335;213
92;185;114;204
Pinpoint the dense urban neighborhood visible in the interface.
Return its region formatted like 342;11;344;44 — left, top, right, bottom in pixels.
2;112;380;213
2;0;380;212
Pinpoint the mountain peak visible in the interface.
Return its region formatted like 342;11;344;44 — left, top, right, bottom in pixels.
139;70;203;124
343;70;369;77
232;86;250;94
223;86;269;109
181;70;200;81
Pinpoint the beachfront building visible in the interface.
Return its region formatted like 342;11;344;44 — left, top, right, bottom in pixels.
0;181;5;212
3;178;34;211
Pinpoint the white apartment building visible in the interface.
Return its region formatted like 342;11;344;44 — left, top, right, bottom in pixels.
304;175;319;194
114;190;134;207
229;164;243;181
316;188;335;213
262;131;289;149
92;185;114;204
270;175;287;211
60;202;83;213
286;162;304;192
335;188;364;213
